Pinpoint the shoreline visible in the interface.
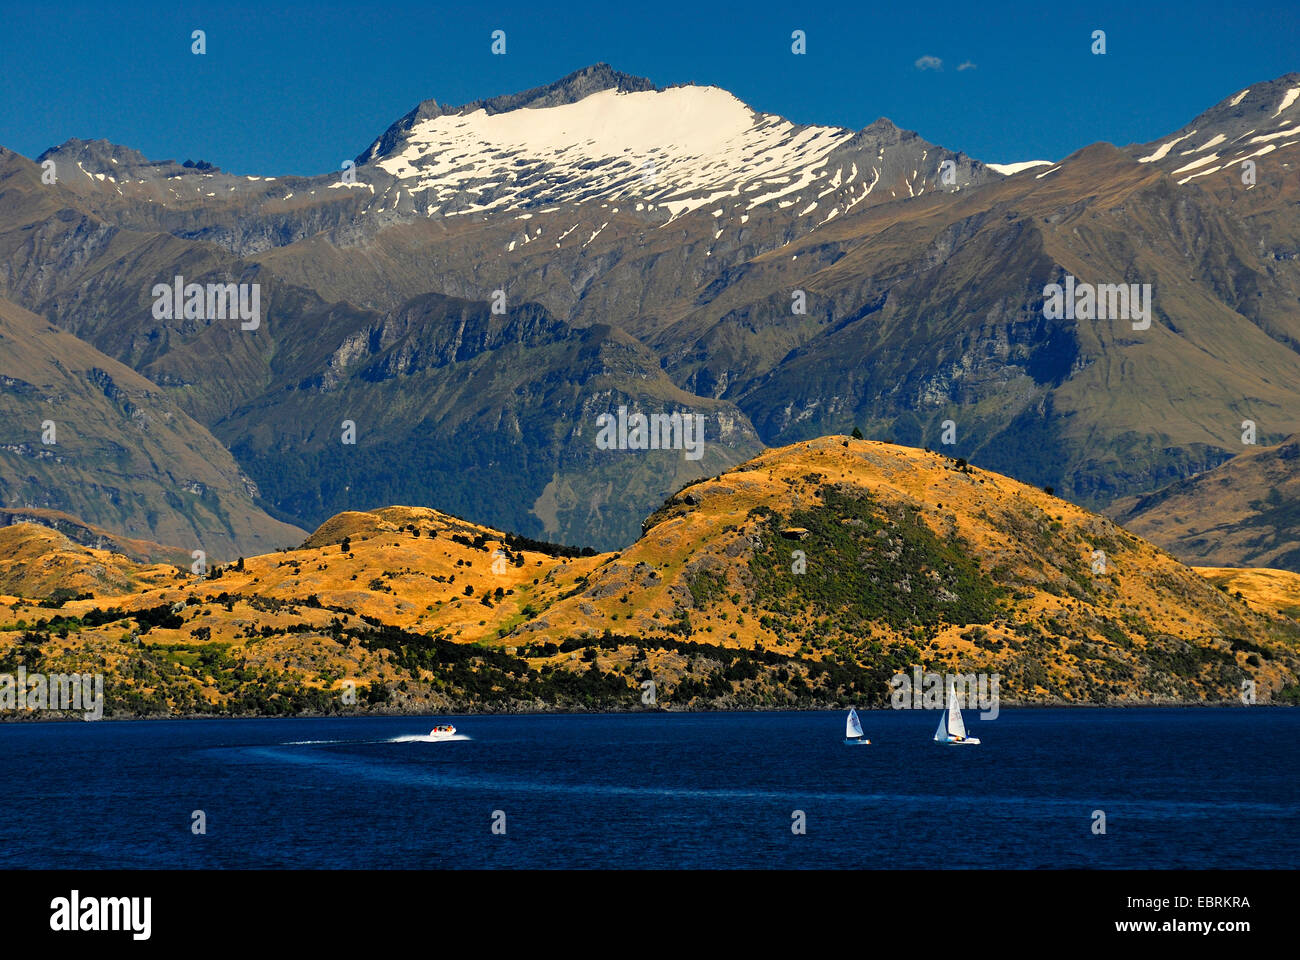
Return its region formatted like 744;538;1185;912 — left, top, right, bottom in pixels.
0;698;1290;724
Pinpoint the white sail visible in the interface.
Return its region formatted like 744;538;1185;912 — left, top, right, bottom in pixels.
846;708;864;739
933;711;947;741
946;687;967;740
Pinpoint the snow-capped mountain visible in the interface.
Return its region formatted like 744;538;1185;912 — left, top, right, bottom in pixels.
1132;72;1300;183
9;66;1300;557
357;64;997;226
35;63;1000;255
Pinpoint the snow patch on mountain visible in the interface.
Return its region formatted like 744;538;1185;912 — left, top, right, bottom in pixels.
986;160;1053;175
1272;85;1300;118
1139;131;1196;163
372;85;856;222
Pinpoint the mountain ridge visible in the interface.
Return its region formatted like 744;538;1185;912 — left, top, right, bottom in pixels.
2;69;1298;560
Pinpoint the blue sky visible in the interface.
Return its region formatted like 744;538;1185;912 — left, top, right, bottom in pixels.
1;1;1296;176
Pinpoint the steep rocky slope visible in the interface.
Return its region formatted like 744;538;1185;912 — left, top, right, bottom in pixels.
0;296;305;559
3;68;1298;551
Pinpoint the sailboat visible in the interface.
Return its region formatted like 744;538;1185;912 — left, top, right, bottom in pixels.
934;687;980;745
843;707;871;745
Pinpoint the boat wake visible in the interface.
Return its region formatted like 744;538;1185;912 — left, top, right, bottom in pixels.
279;731;471;746
281;739;353;745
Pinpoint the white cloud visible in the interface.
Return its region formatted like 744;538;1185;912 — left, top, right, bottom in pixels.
957;61;977;71
914;55;943;71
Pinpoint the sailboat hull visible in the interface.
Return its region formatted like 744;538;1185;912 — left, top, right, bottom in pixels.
843;737;871;745
939;737;980;745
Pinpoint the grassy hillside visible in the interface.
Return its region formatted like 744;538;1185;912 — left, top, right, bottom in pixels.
2;438;1296;719
0;523;184;599
1195;566;1300;621
529;438;1299;703
1111;435;1300;572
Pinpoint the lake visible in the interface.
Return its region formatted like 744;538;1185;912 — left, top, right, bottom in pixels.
2;708;1295;868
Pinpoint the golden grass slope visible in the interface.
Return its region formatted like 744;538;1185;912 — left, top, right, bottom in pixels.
0;506;604;716
1195;566;1300;621
523;437;1298;702
0;522;180;601
2;438;1297;716
0;508;192;564
1110;435;1300;572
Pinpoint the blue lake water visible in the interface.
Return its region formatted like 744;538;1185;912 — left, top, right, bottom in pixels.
2;708;1295;868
